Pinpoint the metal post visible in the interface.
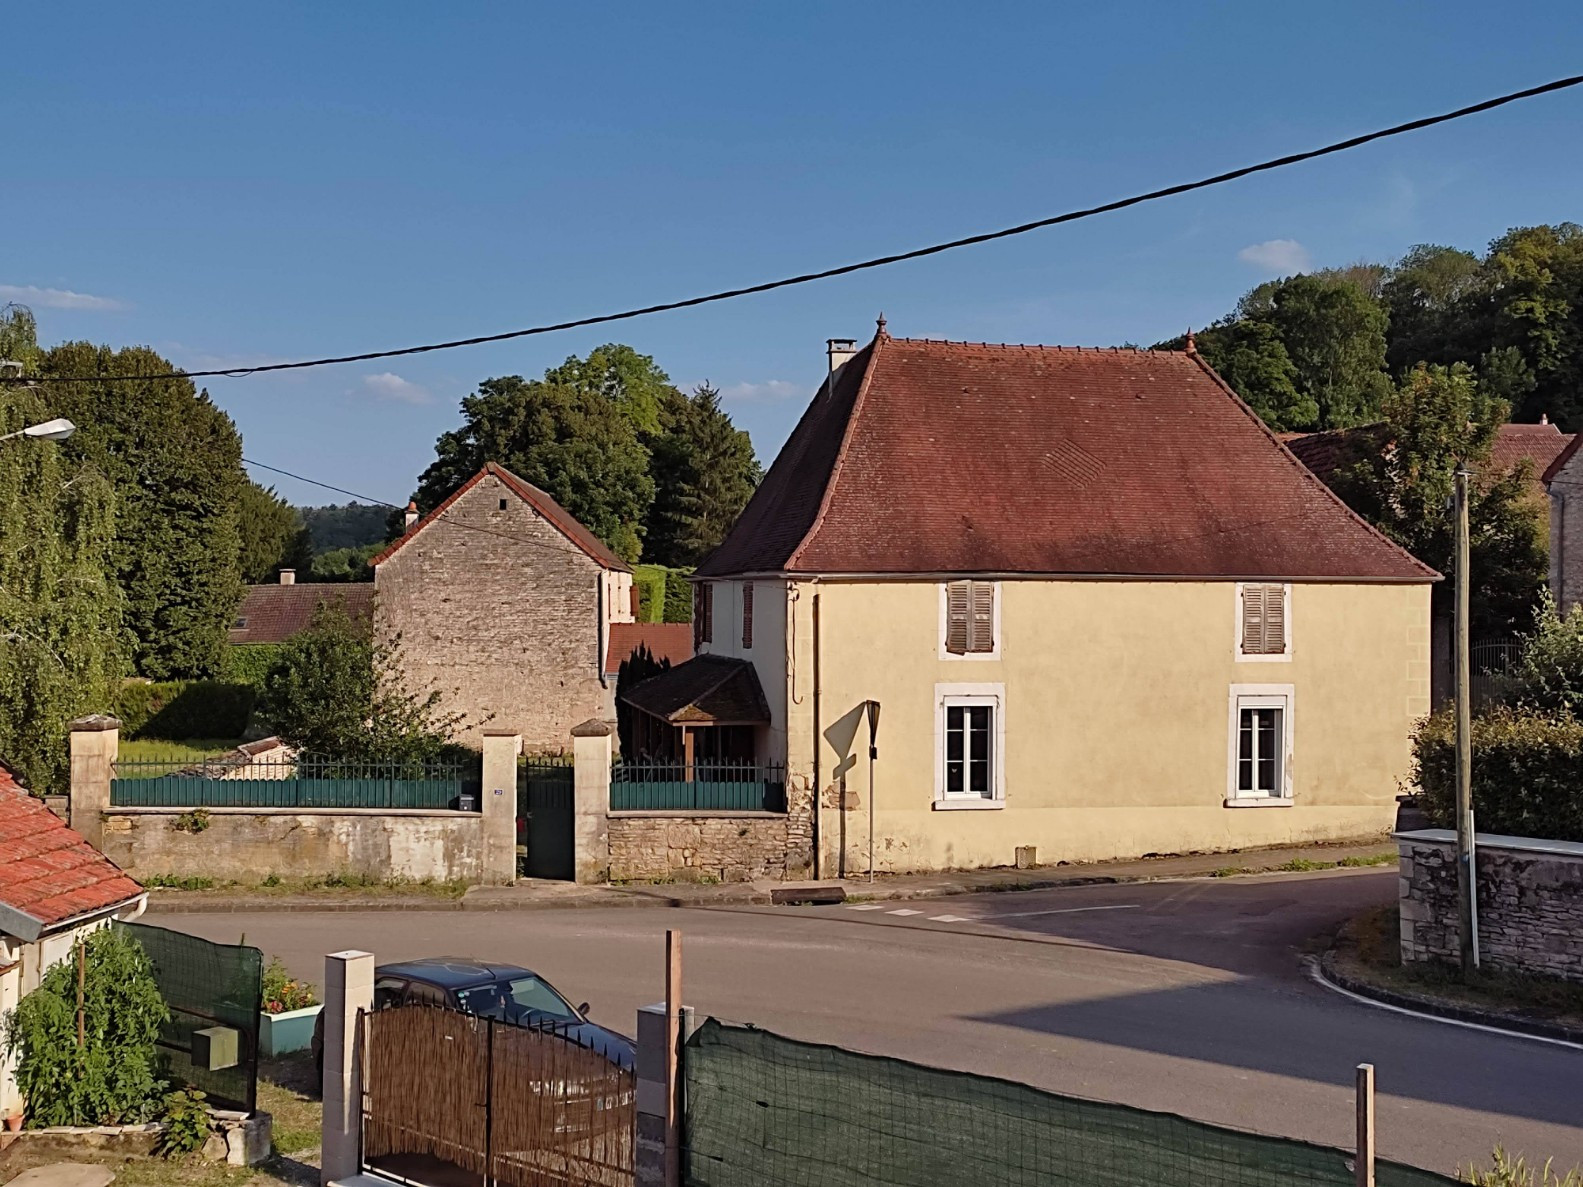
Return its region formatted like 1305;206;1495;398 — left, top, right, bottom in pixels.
665;929;682;1187
1453;466;1480;973
865;700;880;884
1355;1063;1376;1187
76;939;86;1048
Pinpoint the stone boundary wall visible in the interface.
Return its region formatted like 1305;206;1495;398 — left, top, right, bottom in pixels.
608;811;790;883
1396;828;1583;983
100;807;486;884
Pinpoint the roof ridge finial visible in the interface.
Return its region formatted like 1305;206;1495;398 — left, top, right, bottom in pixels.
876;312;888;337
1184;327;1197;354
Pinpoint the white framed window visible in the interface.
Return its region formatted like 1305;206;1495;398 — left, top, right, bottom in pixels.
933;682;1005;808
940;580;999;659
1226;684;1294;805
1235;583;1291;661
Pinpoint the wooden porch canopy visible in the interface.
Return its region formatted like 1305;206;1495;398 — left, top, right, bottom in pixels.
620;655;770;766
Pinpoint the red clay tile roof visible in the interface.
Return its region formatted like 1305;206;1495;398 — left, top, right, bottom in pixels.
229;583;375;644
698;333;1435;582
0;769;143;941
605;622;694;676
371;462;630;572
1288;422;1571;499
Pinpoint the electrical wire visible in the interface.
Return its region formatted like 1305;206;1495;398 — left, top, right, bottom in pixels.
14;73;1583;386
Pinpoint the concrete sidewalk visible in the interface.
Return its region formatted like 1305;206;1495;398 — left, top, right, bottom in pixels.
145;837;1395;913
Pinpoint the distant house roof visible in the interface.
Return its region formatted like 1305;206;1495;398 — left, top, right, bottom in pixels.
1286;421;1572;500
0;766;144;943
372;462;630;573
230;583;375;644
605;622;694;676
620;655;771;725
696;331;1435;583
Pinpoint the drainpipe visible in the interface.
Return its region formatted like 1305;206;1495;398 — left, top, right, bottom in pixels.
811;585;822;881
596;574;608;689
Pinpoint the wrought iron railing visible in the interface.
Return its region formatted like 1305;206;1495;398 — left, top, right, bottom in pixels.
610;759;787;812
110;754;480;810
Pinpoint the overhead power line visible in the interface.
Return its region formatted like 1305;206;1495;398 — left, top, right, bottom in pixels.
13;72;1583;387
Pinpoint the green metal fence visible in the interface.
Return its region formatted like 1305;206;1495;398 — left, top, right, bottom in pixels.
111;754;479;810
683;1019;1459;1187
117;920;262;1113
611;760;787;812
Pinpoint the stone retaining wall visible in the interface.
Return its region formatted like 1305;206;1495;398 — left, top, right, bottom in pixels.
1396;828;1583;982
605;778;813;883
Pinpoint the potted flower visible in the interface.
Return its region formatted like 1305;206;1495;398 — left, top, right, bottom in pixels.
258;957;321;1057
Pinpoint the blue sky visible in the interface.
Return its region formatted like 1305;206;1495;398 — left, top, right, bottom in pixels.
10;3;1583;506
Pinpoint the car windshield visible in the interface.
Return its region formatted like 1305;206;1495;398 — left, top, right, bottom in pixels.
454;975;580;1025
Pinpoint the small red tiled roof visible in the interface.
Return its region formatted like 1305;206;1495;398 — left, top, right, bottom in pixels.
605;622;694;676
1289;421;1571;499
229;583;375;644
372;462;630;572
0;769;143;941
697;332;1435;582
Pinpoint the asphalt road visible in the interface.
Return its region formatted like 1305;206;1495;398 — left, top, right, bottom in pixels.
152;869;1583;1176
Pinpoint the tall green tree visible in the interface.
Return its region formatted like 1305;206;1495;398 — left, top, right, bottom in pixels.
40;342;247;678
1327;363;1546;634
1163;320;1317;431
0;306;128;792
238;481;312;583
542;343;676;436
645;383;760;565
1381;244;1484;372
1264;273;1393;429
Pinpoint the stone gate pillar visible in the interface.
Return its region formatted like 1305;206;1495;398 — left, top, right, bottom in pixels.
481;731;522;884
69;714;119;852
571;719;612;884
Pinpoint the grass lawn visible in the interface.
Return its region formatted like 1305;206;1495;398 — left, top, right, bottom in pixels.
119;738;246;764
1330;904;1583;1033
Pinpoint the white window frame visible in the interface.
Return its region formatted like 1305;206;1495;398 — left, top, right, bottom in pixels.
938;580;1001;660
1226;683;1294;806
1234;582;1292;662
933;682;1006;809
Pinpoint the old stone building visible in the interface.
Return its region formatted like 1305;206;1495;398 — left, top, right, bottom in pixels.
373;463;634;752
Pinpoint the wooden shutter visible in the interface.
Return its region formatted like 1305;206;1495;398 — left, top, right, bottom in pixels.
629;583;640;618
694;582;713;648
1241;584;1286;655
945;582;970;654
742;582;754;648
968;581;995;653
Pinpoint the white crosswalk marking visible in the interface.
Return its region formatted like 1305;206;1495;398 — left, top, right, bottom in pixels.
846;903;888;911
887;908;923;916
929;915;973;923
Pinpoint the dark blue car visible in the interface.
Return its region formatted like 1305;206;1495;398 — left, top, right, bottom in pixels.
313;956;635;1079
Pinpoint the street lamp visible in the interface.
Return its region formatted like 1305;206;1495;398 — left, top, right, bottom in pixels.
0;417;76;443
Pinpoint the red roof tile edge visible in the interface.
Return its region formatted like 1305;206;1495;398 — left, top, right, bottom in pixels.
371;462;630;571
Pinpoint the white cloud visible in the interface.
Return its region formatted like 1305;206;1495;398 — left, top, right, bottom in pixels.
718;379;802;404
0;284;126;312
1236;239;1311;274
358;372;432;405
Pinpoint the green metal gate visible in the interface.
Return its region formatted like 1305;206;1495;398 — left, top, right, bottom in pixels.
518;759;575;880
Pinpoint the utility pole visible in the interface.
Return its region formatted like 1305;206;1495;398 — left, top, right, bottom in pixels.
1453;465;1479;974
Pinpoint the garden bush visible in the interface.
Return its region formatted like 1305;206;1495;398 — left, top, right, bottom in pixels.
663;566;694;623
116;679;256;739
1413;706;1583;843
220;643;283;690
632;564;668;623
2;927;169;1126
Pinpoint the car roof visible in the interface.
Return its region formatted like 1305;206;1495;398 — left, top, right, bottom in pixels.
378;957;539;990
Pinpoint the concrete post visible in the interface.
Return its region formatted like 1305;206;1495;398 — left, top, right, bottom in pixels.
69;715;119;852
571;719;612;884
636;1003;697;1187
480;731;522;885
320;949;374;1187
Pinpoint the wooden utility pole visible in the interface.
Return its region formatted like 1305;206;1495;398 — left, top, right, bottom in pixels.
1453;466;1480;974
76;939;86;1048
1355;1063;1376;1187
664;929;682;1187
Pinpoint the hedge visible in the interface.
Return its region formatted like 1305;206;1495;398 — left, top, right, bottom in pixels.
662;567;694;624
1413;707;1583;843
221;643;283;689
116;680;257;741
631;565;668;624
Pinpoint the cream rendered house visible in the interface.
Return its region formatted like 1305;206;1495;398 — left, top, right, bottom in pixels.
641;325;1436;877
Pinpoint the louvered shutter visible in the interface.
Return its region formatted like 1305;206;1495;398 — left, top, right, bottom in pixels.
945;582;970;654
694;583;713;648
1241;585;1286;655
1261;585;1286;655
742;582;754;648
969;581;996;653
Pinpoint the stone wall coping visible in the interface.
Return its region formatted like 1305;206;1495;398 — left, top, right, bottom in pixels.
1393;828;1583;861
70;714;121;731
103;806;485;820
609;810;788;820
570;718;613;737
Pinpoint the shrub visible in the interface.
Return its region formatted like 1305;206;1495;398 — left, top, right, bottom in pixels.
261;957;317;1014
1412;707;1583;842
663;566;694;623
631;564;668;623
116;680;255;740
157;1089;211;1158
1465;1147;1583;1187
1516;591;1583;716
221;644;283;690
2;927;169;1126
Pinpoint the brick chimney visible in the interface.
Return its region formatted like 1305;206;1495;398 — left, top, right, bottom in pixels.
278;569;296;585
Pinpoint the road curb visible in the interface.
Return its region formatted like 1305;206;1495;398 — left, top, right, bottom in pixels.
1316;950;1583;1046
